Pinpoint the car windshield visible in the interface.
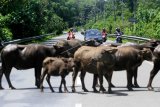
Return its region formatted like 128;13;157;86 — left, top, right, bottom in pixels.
85;29;102;40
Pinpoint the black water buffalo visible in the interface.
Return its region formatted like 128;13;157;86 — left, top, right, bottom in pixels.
147;44;160;90
55;39;100;57
40;57;75;93
72;46;117;93
0;44;63;89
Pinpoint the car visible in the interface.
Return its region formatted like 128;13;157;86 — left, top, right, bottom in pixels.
83;29;103;44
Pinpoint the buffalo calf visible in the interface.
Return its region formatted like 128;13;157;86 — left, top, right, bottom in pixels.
40;57;75;92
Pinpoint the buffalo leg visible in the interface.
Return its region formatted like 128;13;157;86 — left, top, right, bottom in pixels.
147;60;160;91
59;77;63;93
104;72;113;94
61;75;68;93
133;67;140;88
35;67;41;88
46;75;54;92
40;68;47;92
80;71;88;92
92;74;98;92
127;69;133;91
63;78;68;93
0;67;4;89
4;67;15;89
59;75;68;93
104;73;115;87
98;73;106;93
71;68;79;92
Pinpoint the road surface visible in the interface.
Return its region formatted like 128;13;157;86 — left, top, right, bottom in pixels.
0;32;160;107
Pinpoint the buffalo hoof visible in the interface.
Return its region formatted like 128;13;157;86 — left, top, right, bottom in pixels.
111;83;115;87
108;90;113;94
59;89;62;93
127;87;133;91
101;87;106;92
131;84;134;87
0;86;4;90
83;88;89;92
71;87;76;93
93;88;99;93
134;84;140;88
36;85;40;89
35;82;40;88
51;89;55;93
99;87;106;93
148;86;154;91
10;86;16;90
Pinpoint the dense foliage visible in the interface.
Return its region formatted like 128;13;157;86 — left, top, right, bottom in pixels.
0;0;160;41
0;0;68;40
83;0;160;39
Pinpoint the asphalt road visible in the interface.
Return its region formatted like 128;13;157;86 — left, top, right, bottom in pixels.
0;32;160;107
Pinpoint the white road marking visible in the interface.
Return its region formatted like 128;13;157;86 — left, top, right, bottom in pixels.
75;103;82;107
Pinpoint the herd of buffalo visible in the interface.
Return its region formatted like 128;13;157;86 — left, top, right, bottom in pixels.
0;39;160;94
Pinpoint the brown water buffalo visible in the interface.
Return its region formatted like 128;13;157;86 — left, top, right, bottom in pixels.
113;46;152;90
93;46;152;91
103;42;154;88
72;46;117;93
0;44;63;89
116;40;160;91
56;39;100;57
40;57;75;92
147;44;160;90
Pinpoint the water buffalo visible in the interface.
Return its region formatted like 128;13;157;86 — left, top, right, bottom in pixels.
93;46;152;91
114;46;152;90
72;46;117;93
103;42;154;88
147;44;160;90
56;39;100;57
40;57;75;92
0;44;63;89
